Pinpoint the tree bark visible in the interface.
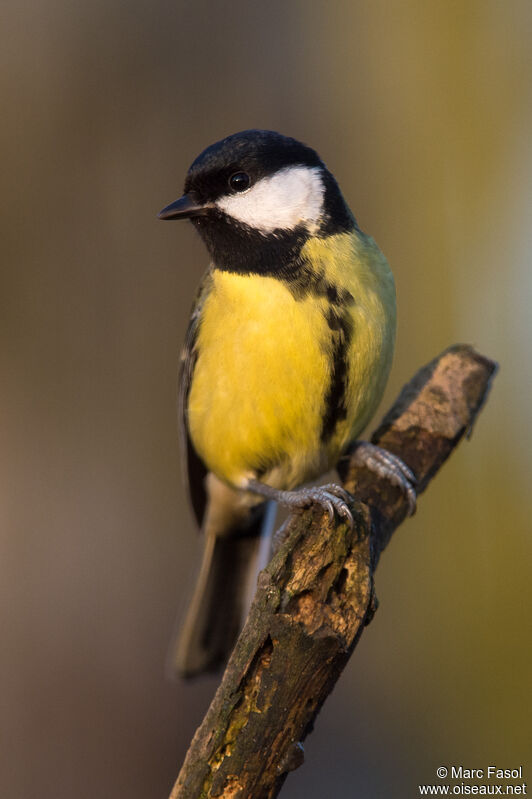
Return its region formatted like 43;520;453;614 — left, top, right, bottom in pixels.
169;344;497;799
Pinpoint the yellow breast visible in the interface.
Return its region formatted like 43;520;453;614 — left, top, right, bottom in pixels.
187;231;396;490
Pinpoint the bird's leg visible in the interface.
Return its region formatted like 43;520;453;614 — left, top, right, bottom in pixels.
350;441;417;515
245;479;354;528
247;443;416;528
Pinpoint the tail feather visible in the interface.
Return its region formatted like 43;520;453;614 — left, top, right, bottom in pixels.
169;486;276;678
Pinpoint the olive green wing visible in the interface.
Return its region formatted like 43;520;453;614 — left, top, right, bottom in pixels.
178;271;213;527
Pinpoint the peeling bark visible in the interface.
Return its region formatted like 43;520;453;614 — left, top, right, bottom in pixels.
169;345;497;799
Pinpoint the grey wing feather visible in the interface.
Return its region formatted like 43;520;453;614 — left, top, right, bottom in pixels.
178;271;213;527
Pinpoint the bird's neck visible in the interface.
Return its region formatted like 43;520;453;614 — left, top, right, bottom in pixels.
191;196;356;279
191;212;309;277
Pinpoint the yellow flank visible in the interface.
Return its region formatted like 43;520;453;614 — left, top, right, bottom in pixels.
187;230;396;490
303;231;396;458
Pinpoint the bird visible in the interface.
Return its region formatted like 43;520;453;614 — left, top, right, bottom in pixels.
159;129;416;678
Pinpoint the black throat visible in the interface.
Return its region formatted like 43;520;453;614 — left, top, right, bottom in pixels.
190;170;356;279
191;210;309;278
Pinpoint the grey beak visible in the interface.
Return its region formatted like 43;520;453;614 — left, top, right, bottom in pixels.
158;194;208;220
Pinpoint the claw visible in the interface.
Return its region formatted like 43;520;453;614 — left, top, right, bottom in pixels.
245;479;354;528
306;488;351;527
293;486;354;529
316;488;354;529
352;441;418;515
404;483;417;516
339;503;354;526
324;500;335;523
321;483;353;504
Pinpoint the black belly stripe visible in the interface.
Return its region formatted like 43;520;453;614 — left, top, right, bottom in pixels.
280;252;356;444
320;309;353;443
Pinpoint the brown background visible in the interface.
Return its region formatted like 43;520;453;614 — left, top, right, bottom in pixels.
1;2;531;797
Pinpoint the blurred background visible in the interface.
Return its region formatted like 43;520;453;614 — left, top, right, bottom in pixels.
1;1;531;797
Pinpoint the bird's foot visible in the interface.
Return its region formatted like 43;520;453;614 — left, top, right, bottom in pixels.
246;479;354;528
351;441;417;515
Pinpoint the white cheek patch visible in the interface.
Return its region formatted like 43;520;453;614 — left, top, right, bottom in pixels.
216;165;325;233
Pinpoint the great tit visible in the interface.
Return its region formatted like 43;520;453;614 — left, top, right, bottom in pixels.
159;130;415;677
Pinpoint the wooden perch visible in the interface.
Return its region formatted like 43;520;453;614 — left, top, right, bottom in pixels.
169;344;497;799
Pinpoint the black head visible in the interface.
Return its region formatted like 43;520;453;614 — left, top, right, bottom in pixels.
184;130;322;201
159;130;355;275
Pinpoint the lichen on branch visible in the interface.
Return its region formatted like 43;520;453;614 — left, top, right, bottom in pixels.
169;344;497;799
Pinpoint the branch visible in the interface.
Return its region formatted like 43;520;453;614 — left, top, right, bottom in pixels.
169;344;497;799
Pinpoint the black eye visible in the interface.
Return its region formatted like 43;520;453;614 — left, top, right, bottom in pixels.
228;172;251;192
